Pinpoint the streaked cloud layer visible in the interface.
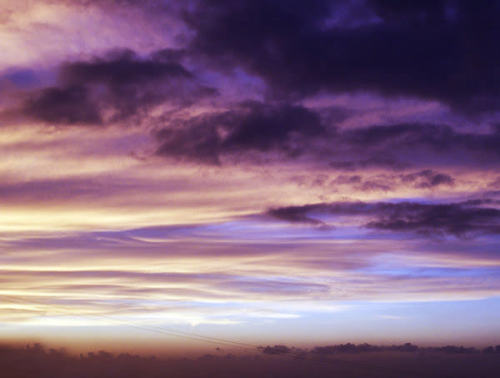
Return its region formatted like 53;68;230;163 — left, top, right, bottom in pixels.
0;0;499;349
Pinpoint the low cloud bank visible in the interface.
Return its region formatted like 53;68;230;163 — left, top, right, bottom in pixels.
0;342;499;378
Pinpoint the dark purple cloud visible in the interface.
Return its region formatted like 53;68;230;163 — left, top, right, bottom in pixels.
156;112;500;168
23;85;102;125
155;101;325;164
400;170;455;189
185;0;500;113
20;49;214;125
268;200;500;238
327;170;454;194
333;123;500;169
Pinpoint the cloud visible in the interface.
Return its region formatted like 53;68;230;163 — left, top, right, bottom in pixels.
365;203;500;237
258;344;291;355
154;104;500;167
2;216;500;326
23;85;103;125
328;170;455;193
17;48;215;125
185;0;500;113
328;122;500;169
267;200;500;238
400;170;454;189
326;169;455;193
0;342;497;378
267;205;326;226
155;101;325;164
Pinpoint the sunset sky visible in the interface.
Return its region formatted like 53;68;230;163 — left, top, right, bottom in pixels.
1;0;499;353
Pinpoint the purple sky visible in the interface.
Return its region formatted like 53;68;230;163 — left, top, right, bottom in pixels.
0;0;499;352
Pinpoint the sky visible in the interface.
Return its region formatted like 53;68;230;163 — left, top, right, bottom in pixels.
0;0;499;353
